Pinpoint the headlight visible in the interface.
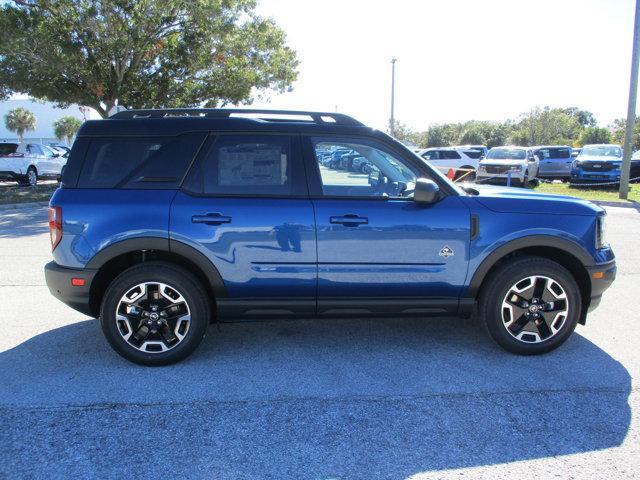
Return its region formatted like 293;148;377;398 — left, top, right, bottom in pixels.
571;160;579;169
478;165;486;172
596;215;608;249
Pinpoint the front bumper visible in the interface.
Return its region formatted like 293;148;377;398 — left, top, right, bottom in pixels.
476;171;526;185
585;259;617;313
571;170;620;184
44;261;97;317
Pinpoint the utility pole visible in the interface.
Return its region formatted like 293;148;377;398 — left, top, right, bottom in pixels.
389;58;397;137
620;0;640;199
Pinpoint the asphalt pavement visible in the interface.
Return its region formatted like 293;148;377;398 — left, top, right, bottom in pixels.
0;203;638;479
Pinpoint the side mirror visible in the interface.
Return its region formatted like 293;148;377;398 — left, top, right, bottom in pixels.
414;178;440;204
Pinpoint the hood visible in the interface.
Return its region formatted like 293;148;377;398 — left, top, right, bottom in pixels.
467;184;602;215
577;155;622;163
480;158;526;165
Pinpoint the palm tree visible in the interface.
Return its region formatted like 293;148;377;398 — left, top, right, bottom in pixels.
53;116;83;145
4;107;36;141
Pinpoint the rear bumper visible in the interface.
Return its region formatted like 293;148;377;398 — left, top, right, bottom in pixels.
44;261;97;317
585;259;617;313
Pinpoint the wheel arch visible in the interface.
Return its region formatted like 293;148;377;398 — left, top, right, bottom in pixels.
86;237;226;319
467;236;592;324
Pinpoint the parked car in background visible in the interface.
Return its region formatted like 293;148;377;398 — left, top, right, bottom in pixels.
458;145;488;158
532;145;573;181
45;108;615;365
476;146;539;187
571;148;582;158
48;145;70;156
0;141;67;185
418;147;480;181
570;144;628;185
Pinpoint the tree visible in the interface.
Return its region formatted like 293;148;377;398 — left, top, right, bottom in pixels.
578;126;612;145
560;107;597;128
459;120;511;148
53;116;82;144
0;1;299;118
611;117;640;150
510;107;582;146
4;107;36;141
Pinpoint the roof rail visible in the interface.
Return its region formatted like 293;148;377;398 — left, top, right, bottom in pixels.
110;108;364;126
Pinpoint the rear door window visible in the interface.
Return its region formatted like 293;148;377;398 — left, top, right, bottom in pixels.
78;133;206;188
195;135;305;196
441;150;461;160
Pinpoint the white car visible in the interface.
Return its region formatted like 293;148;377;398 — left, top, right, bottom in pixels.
0;142;67;186
477;146;540;187
417;147;481;181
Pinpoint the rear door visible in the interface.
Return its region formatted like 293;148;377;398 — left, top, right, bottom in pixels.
305;135;471;315
170;133;317;317
537;147;572;178
26;144;49;174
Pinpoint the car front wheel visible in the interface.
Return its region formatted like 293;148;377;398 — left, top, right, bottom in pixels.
478;256;581;355
100;262;210;366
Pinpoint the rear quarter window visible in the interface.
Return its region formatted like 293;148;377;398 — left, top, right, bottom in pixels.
77;133;206;189
0;144;18;156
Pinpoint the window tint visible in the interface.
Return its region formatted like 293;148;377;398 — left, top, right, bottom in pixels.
422;150;440;160
545;147;571;159
28;144;43;155
441;150;461;160
463;150;482;159
312;137;420;198
0;144;18;156
78;133;206;188
202;135;294;195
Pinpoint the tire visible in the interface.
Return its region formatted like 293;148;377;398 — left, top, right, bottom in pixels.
26;166;37;186
100;261;210;366
478;256;581;355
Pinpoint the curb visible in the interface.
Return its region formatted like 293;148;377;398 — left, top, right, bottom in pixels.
0;201;49;211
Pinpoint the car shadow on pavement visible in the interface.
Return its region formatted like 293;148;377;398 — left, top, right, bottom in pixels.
0;206;49;238
0;316;632;479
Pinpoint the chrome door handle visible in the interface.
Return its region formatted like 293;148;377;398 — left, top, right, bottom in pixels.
192;213;232;225
330;214;368;227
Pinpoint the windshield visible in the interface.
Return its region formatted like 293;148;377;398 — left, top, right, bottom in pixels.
580;146;622;158
486;148;526;160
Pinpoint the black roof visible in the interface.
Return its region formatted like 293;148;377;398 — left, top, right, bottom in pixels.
78;108;376;137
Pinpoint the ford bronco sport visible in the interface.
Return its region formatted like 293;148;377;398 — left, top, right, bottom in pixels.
44;109;616;365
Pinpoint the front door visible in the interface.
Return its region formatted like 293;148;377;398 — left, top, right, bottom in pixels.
170;134;317;317
305;136;471;316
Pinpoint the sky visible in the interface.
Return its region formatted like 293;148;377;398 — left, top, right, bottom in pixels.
251;0;638;131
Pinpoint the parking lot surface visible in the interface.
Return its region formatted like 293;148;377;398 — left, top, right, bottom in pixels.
0;203;638;479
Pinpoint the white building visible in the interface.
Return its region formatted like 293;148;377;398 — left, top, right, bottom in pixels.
0;98;100;146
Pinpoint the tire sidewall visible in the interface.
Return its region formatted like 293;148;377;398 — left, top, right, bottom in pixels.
480;258;581;355
100;262;209;366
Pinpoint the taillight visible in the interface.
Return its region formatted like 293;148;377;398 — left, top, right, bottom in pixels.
49;206;62;251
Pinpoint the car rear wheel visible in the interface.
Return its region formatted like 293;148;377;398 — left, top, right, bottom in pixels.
19;167;38;186
478;256;581;355
100;262;210;366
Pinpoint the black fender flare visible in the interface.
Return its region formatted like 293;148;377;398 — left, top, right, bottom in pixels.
85;236;227;298
466;235;593;298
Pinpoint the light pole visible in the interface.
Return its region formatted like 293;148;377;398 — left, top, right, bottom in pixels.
389;58;397;136
620;0;640;199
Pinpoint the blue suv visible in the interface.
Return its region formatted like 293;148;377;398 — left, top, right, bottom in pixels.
45;109;616;365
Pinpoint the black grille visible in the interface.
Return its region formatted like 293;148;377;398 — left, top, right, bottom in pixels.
483;165;510;174
580;162;617;172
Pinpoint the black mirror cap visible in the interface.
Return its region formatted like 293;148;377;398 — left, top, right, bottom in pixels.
414;178;440;204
